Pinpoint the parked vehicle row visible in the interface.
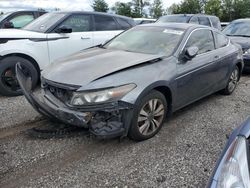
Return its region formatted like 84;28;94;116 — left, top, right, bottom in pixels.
157;14;222;30
0;10;46;29
0;11;135;96
223;18;250;72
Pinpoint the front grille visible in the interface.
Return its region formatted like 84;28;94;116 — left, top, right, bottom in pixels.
47;84;73;103
41;78;80;104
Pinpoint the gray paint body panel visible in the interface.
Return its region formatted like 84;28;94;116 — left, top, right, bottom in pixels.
42;24;242;111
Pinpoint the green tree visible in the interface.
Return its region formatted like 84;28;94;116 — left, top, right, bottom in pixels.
204;0;222;17
150;0;164;18
180;0;202;14
92;0;109;12
232;0;250;20
168;3;181;14
131;0;150;17
112;2;132;17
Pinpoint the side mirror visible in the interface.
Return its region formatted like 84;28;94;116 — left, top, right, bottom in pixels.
4;21;14;28
185;46;199;59
55;25;72;33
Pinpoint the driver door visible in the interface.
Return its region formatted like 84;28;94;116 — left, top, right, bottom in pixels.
175;29;219;109
47;14;93;63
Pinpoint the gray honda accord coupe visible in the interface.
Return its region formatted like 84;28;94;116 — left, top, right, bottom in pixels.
16;23;243;141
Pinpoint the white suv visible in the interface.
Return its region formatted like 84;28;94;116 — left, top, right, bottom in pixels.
0;11;135;96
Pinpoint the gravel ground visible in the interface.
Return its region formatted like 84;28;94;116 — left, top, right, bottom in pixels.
0;94;40;130
0;75;249;188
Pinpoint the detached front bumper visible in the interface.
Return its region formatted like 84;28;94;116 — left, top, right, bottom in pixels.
16;64;134;139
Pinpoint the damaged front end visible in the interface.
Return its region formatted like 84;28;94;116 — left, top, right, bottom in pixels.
16;64;134;139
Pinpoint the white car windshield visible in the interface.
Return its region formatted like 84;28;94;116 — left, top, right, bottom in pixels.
23;12;66;33
104;26;184;56
223;21;250;37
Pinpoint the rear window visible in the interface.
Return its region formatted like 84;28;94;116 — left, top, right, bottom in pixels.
116;18;131;30
94;15;118;31
157;15;190;23
198;17;211;26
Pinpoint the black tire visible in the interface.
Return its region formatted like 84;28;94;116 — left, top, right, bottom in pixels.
221;66;240;95
0;56;39;96
128;90;167;141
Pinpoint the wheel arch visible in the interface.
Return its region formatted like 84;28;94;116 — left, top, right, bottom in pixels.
134;81;173;114
236;61;243;72
1;53;41;78
236;61;243;81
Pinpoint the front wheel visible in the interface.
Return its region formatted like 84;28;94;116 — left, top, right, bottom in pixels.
221;66;240;95
128;90;167;141
0;56;39;96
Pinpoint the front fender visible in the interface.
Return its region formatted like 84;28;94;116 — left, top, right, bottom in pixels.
0;39;49;70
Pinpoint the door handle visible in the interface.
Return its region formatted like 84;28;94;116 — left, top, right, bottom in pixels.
81;37;91;40
214;55;220;59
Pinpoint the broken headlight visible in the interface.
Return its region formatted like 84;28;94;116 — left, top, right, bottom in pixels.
70;84;136;106
217;136;250;188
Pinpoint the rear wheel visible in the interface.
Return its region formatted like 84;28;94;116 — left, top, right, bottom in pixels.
221;66;240;95
0;56;39;96
128;90;167;141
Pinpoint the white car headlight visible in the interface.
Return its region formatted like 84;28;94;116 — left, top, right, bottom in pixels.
217;136;250;188
70;84;136;106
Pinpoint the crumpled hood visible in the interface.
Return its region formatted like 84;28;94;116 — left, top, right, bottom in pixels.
0;29;46;39
230;36;250;49
42;48;163;86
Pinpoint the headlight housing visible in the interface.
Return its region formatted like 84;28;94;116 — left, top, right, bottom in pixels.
217;136;250;188
70;84;136;106
244;48;250;55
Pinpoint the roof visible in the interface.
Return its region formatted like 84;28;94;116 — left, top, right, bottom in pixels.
52;11;133;20
161;14;219;18
138;22;209;30
133;18;156;21
5;10;46;14
232;18;250;22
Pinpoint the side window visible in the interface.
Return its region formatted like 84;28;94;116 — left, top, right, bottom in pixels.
8;13;35;28
189;16;199;24
210;17;221;30
214;32;229;48
198;17;211;26
185;29;215;54
56;14;91;32
116;18;131;30
94;15;118;31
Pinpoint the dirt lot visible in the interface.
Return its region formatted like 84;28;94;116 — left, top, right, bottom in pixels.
0;75;250;188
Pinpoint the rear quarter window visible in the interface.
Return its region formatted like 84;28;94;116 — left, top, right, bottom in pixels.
214;32;229;48
210;17;221;30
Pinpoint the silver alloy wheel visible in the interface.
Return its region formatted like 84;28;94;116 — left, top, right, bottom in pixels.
228;68;239;93
137;99;165;136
